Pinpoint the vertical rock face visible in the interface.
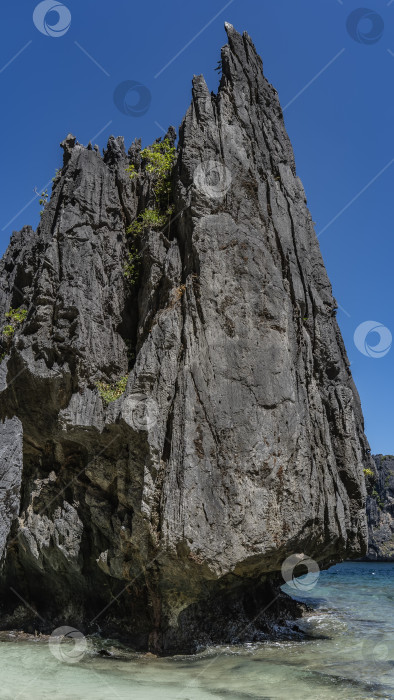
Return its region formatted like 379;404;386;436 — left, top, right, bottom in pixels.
0;24;370;652
0;418;23;560
364;456;394;561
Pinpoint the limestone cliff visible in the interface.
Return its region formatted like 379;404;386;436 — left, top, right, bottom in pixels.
0;24;370;652
363;455;394;561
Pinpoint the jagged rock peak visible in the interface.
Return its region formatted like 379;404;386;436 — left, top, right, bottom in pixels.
60;133;80;165
103;135;127;165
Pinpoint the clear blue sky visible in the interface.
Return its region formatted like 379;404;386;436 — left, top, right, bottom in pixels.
1;0;393;453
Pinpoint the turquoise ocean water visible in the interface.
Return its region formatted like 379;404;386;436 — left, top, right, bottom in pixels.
1;561;393;699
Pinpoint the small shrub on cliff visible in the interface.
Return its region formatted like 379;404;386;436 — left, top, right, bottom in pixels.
34;187;49;216
1;307;27;360
127;209;167;238
127;138;175;193
363;468;374;478
3;324;15;338
124;247;142;286
124;138;176;285
6;307;27;323
97;375;128;404
126;137;176;223
2;307;27;338
141;138;176;203
126;164;137;180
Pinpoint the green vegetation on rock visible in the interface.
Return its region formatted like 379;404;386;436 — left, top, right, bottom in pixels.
127;137;176;206
123;245;142;286
124;137;176;284
97;375;128;404
0;307;28;362
2;307;27;338
127;209;167;238
38;189;49;216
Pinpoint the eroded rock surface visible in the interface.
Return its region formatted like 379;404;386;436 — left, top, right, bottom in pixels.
363;455;394;561
0;24;370;652
0;418;23;559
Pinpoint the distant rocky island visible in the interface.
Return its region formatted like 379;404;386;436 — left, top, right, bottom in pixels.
0;24;373;653
363;455;394;561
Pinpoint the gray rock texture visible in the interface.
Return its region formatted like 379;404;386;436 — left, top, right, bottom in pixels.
0;24;370;652
0;417;23;560
363;455;394;561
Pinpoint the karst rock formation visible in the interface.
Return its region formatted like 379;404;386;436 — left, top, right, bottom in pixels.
0;24;371;652
363;455;394;561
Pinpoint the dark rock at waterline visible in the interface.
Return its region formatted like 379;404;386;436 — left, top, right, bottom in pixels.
0;23;370;653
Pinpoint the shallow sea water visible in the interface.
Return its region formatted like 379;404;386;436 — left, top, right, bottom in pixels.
1;562;394;700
